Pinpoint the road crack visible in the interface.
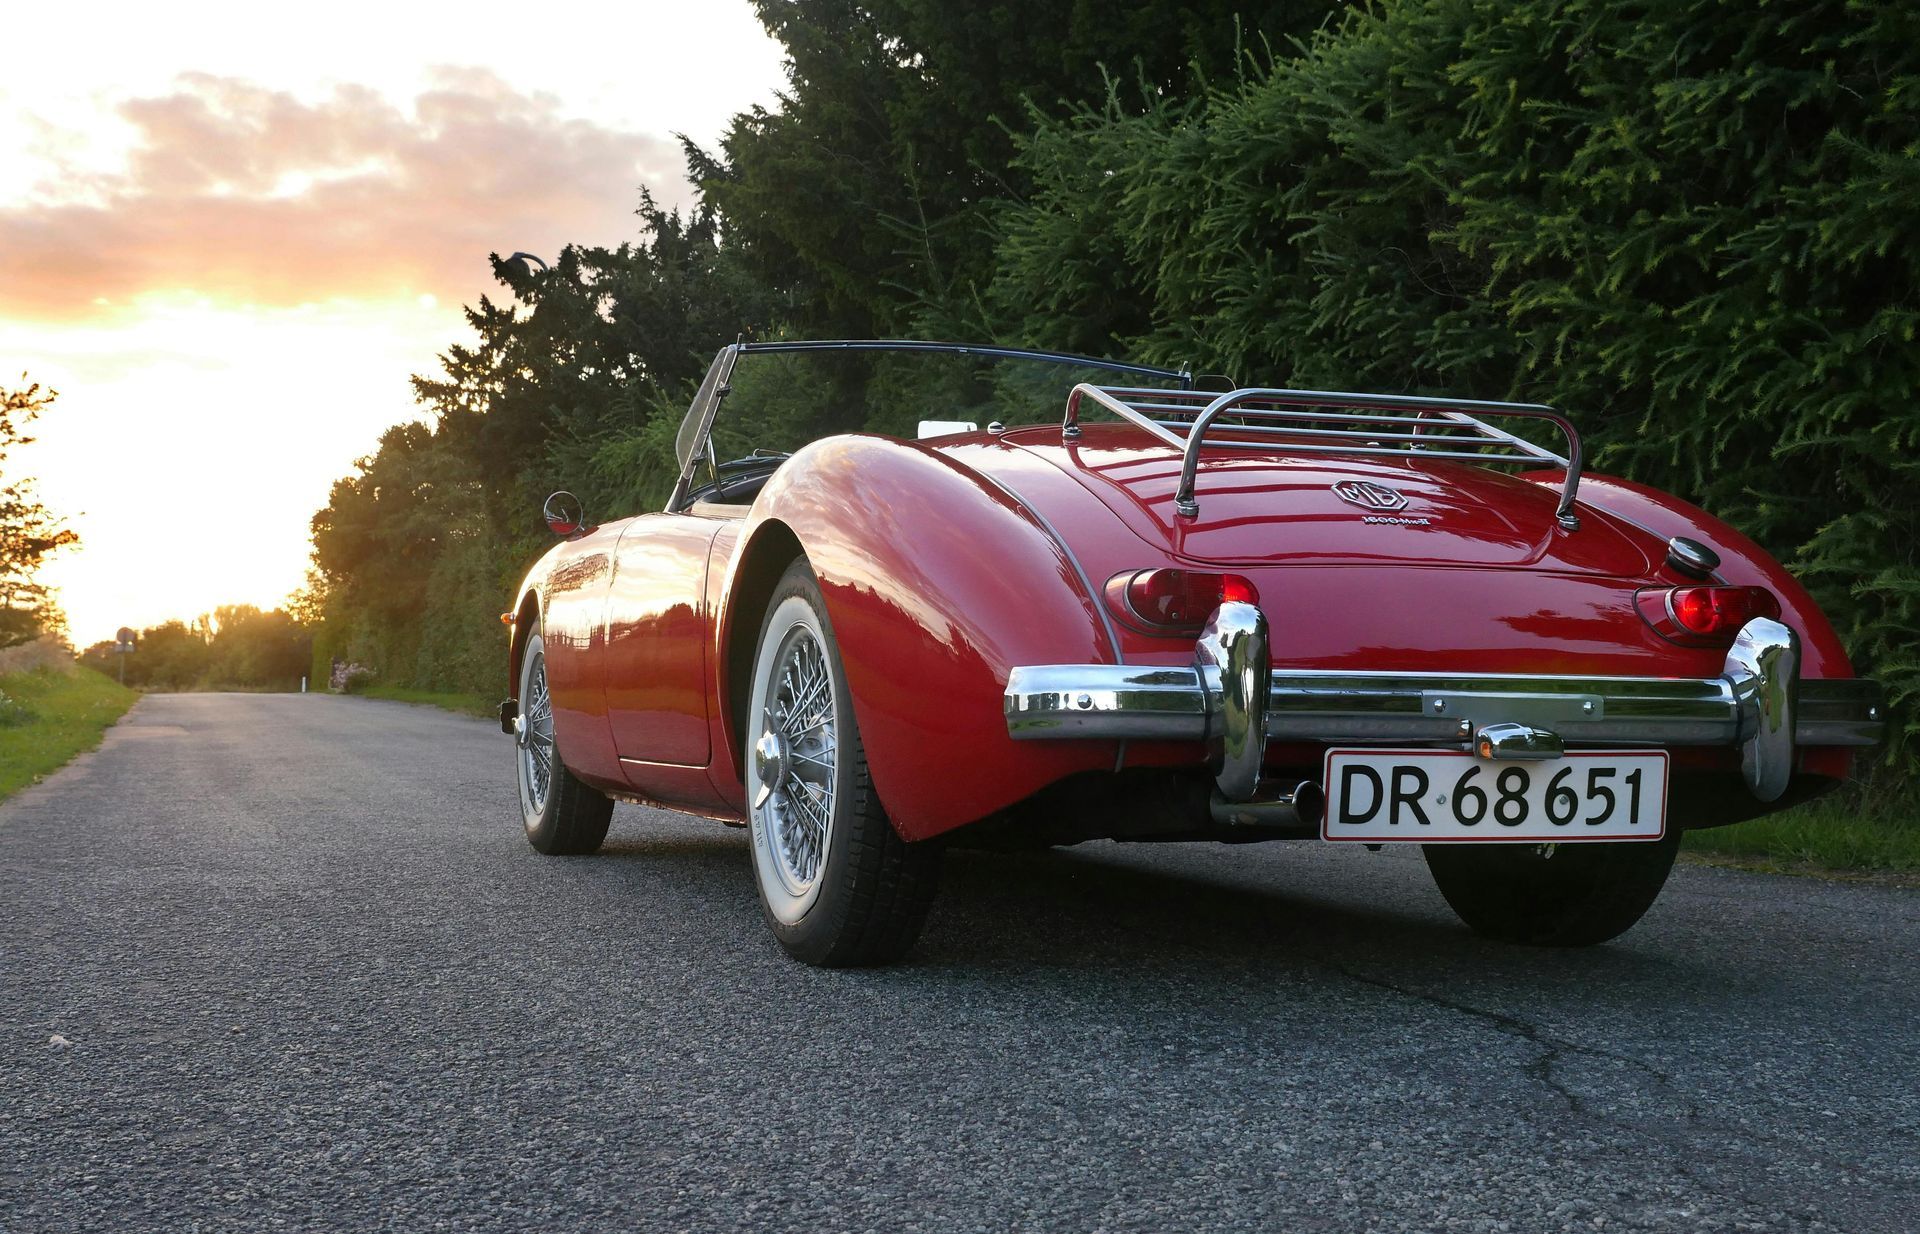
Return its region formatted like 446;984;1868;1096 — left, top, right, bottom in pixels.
1320;960;1913;1228
1324;961;1687;1118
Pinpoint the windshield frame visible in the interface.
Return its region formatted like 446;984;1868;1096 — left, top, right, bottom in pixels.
665;339;1192;511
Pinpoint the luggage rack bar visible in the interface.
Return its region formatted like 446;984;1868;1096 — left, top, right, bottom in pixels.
1063;384;1585;530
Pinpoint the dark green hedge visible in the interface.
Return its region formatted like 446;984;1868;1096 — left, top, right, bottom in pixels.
989;0;1919;778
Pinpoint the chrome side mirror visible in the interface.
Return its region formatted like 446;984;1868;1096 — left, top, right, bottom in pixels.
543;490;586;537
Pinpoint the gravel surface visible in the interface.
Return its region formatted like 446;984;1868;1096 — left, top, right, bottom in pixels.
2;693;1915;1233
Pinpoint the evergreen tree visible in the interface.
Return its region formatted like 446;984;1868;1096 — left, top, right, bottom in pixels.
308;197;773;693
700;0;1343;338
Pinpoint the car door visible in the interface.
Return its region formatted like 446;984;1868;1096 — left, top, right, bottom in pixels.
602;510;727;769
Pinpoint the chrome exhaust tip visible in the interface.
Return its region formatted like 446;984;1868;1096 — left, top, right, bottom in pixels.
1210;780;1323;829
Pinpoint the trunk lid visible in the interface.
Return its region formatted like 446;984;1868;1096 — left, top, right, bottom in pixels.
1001;424;1653;575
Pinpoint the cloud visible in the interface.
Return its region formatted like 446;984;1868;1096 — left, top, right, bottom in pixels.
0;70;691;319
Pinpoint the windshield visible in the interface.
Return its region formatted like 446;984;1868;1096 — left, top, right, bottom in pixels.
674;347;733;473
697;344;1189;466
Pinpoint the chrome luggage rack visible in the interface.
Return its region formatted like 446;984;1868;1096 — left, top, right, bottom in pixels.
1063;384;1585;530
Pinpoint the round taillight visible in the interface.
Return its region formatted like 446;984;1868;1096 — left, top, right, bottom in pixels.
1664;586;1780;640
1113;569;1261;634
1670;587;1718;635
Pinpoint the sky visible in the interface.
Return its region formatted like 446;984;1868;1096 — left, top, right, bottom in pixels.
1;0;787;646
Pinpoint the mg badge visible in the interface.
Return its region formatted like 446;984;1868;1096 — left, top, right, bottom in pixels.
1331;480;1409;512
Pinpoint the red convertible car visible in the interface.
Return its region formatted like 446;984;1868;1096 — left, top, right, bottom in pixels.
502;340;1883;966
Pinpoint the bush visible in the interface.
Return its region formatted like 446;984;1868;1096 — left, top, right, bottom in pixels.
0;636;72;676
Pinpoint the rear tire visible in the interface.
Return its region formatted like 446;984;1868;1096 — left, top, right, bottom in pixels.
1422;832;1680;946
517;630;613;856
745;560;942;966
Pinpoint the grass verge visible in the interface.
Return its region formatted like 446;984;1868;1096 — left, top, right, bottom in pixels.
350;683;498;720
1683;798;1919;886
0;666;138;801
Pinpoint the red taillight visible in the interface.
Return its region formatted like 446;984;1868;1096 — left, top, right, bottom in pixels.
1637;585;1780;645
1218;574;1258;605
1670;586;1779;635
1110;569;1260;634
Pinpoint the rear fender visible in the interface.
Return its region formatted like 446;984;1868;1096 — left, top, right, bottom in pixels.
1565;473;1852;676
716;435;1121;840
1562;473;1857;780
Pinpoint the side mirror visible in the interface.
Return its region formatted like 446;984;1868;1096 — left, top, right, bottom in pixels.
543;490;587;537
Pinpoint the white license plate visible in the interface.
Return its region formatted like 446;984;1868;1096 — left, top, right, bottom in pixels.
1320;748;1668;843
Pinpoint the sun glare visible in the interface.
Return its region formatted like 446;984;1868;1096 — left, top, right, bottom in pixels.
11;297;459;644
0;1;785;646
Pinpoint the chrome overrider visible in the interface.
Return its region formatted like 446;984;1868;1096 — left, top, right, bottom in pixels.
1003;603;1884;808
1195;603;1269;801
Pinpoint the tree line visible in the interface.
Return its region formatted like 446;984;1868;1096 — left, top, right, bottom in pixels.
77;607;312;692
306;0;1918;789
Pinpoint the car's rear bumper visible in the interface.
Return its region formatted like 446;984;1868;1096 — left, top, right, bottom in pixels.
1004;603;1883;806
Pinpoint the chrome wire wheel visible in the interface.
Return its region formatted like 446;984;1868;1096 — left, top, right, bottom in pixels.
514;627;612;856
518;645;556;818
745;561;942;965
754;622;839;897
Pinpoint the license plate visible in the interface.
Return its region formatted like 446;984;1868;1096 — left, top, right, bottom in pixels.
1320;748;1668;843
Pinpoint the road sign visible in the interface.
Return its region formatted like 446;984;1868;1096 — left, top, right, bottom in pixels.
113;627;136;683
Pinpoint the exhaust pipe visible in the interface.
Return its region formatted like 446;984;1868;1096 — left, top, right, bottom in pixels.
1210;780;1323;829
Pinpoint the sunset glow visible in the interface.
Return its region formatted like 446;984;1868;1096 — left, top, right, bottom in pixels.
1;1;784;644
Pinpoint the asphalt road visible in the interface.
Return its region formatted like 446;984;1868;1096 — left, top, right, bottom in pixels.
2;694;1915;1233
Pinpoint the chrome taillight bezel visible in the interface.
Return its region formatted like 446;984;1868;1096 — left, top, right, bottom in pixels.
1104;569;1260;636
1635;584;1780;647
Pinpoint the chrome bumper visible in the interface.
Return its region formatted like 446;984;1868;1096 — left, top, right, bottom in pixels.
1004;603;1884;805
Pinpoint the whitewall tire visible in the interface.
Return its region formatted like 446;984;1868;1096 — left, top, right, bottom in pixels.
745;560;941;965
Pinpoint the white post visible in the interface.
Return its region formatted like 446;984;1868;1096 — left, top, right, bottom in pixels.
301;676;308;693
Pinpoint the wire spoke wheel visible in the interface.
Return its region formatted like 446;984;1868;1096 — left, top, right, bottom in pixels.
519;648;556;816
514;628;612;856
745;561;941;965
754;623;838;895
